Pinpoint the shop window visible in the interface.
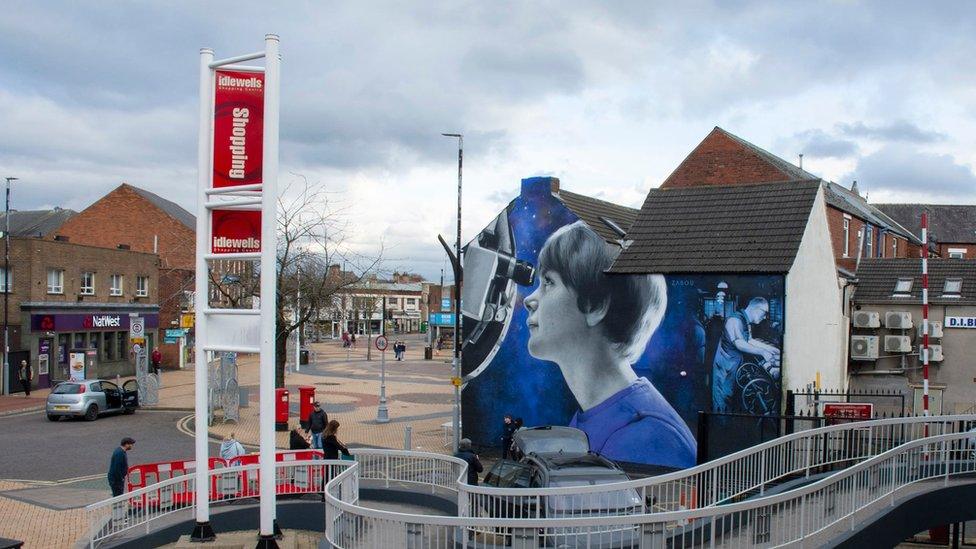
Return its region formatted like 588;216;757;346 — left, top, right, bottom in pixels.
47;268;64;294
89;332;98;350
136;276;149;297
105;331;115;361
117;332;127;360
0;267;10;293
73;333;86;349
110;274;124;296
80;272;95;295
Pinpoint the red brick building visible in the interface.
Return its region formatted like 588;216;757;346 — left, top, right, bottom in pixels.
660;128;922;275
874;204;976;259
52;183;195;368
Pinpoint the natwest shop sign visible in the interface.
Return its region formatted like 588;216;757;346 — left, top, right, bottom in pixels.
212;209;261;253
212;69;265;188
31;313;159;332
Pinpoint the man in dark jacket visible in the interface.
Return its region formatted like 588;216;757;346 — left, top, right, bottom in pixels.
108;437;135;497
454;438;483;485
306;402;328;450
501;415;517;459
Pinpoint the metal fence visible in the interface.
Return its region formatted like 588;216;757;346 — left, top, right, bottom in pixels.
87;416;976;548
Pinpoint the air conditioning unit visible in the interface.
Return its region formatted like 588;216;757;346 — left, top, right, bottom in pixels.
851;335;880;361
852;311;881;328
885;311;913;330
884;335;912;353
923;345;944;362
917;321;944;339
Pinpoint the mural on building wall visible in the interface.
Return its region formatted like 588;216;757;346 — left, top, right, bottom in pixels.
462;181;784;469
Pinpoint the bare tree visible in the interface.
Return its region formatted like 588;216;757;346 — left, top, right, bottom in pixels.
209;175;381;387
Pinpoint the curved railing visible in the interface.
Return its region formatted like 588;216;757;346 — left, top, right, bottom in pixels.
86;415;976;548
458;414;976;524
325;432;976;548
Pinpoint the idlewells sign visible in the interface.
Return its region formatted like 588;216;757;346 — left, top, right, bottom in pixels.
212;209;261;254
945;316;976;329
213;70;265;188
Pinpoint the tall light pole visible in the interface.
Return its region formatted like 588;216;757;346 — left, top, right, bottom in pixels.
441;133;462;453
3;176;17;396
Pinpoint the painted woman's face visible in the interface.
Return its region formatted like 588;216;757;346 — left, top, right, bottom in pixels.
523;270;589;362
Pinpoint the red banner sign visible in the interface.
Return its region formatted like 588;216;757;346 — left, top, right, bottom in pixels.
213;69;265;188
823;403;873;423
211;210;261;254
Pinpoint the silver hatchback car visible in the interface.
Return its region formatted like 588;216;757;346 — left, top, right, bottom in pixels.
46;379;139;421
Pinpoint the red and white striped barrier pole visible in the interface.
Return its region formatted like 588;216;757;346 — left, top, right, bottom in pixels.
921;213;930;418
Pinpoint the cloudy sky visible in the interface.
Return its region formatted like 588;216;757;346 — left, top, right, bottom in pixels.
1;2;974;280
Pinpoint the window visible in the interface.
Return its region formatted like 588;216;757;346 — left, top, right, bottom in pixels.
110;274;123;296
880;234;886;258
0;267;10;293
117;332;127;359
892;238;898;257
105;331;115;361
943;278;963;297
865;226;874;258
893;277;913;296
47;268;64;294
80;272;95;295
842;219;850;257
947;248;967;259
136;276;149;297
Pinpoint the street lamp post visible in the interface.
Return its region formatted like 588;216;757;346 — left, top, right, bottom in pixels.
2;177;17;396
376;296;389;423
441;133;462;453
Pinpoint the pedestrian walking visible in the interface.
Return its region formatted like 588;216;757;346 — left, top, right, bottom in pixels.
150;347;162;375
306;401;329;450
341;331;350;348
454;438;484;485
322;420;352;459
108;437;135;497
350;333;357;348
501;414;517;459
290;424;311;450
399;341;407;360
220;432;246;460
17;360;32;397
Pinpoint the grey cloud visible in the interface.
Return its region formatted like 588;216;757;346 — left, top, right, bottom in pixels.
836;121;946;143
848;145;976;200
789;129;859;159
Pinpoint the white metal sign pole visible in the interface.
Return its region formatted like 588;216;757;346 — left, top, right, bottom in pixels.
191;47;216;541
258;33;280;544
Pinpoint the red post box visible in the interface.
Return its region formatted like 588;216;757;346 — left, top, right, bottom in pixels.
275;388;290;432
298;386;315;429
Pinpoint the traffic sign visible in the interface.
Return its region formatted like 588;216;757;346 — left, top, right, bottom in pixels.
375;335;388;352
130;316;145;340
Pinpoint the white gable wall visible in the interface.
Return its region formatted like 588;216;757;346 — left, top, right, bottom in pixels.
784;186;847;397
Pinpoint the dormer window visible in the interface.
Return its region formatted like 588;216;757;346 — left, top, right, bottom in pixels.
942;278;962;298
893;278;913;297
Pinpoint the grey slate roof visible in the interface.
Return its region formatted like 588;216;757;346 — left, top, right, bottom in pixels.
0;208;76;237
608;180;821;274
127;185;196;230
853;258;976;305
554;189;639;244
874;204;976;245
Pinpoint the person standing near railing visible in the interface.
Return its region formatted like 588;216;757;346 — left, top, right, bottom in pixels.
454;438;483;485
323;420;352;459
307;401;328;450
107;437;135;497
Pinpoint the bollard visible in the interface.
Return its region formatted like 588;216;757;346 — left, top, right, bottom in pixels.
404;425;412;450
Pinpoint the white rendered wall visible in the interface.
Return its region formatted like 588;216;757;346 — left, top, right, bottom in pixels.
784;186;847;396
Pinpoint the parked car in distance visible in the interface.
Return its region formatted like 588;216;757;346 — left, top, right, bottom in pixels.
46;379;139;421
482;426;644;548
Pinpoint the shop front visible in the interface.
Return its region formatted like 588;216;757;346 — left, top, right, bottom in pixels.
24;306;160;386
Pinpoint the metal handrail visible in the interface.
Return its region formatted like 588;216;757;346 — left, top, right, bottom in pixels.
324;432;976;548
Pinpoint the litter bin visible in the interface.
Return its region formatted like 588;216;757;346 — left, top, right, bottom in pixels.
275;388;289;432
424;346;432;360
298;385;315;429
300;349;309;365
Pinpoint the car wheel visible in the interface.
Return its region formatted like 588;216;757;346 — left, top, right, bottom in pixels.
84;404;99;421
47;414;59;422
